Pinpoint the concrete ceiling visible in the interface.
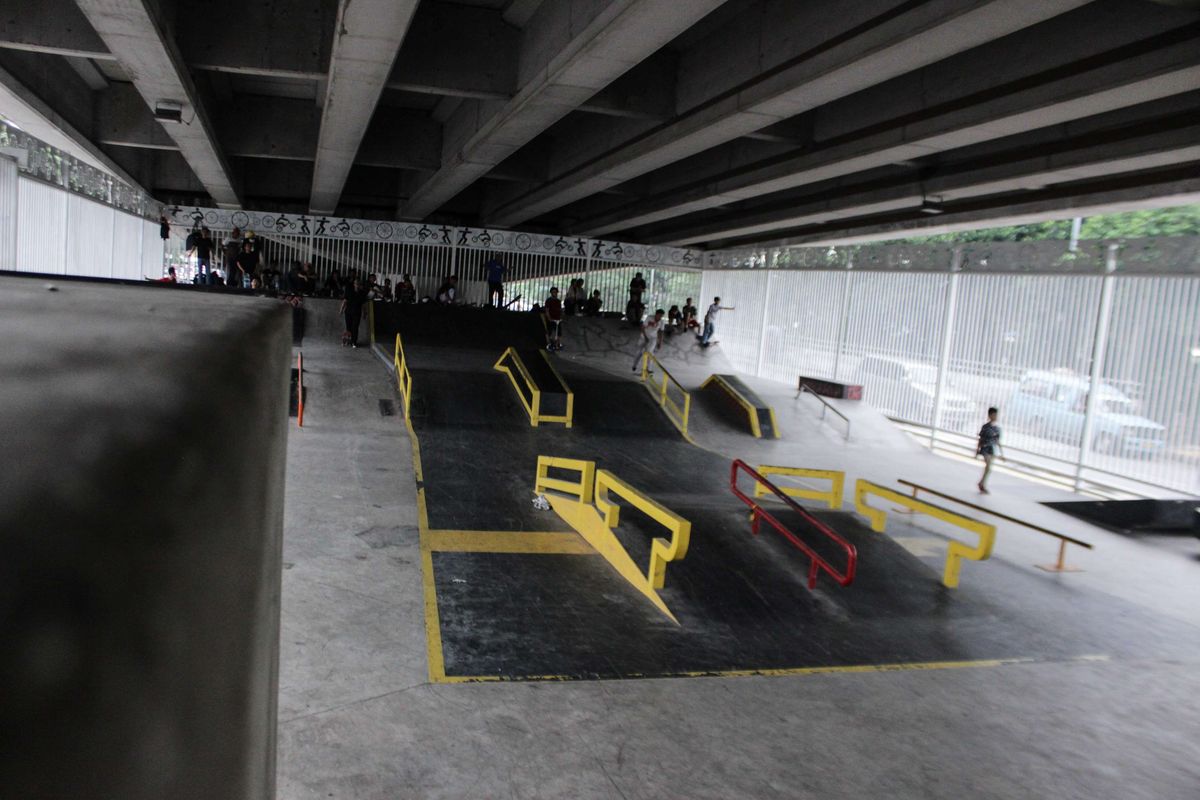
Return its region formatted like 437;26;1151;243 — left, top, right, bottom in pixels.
1;0;1198;247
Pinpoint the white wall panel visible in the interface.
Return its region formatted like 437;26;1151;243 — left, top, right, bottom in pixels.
66;194;114;278
111;212;144;280
15;177;67;274
0;157;17;270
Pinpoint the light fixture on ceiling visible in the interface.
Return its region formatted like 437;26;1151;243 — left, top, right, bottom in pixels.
919;198;944;215
154;100;184;123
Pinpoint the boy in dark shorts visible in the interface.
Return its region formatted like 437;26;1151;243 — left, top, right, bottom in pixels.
544;287;564;351
975;407;1004;493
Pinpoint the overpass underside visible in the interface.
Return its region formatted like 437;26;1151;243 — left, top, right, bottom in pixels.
0;0;1198;249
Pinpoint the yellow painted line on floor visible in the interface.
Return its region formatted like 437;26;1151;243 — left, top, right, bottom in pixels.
431;654;1112;684
426;529;595;555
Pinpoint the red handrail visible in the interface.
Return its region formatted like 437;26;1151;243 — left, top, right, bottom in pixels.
729;459;857;589
297;352;304;428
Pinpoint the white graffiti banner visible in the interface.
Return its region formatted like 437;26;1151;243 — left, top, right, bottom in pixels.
167;205;703;268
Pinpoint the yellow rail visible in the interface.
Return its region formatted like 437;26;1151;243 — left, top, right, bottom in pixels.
854;479;995;588
639;352;691;436
753;465;844;509
393;333;413;418
534;456;691;622
494;347;574;427
535;455;595;504
700;374;779;438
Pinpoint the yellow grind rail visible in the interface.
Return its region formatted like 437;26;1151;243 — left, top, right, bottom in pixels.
393;334;413;418
535;455;691;623
535;456;596;504
700;374;779;438
639;352;692;436
854;479;996;588
493;347;574;427
753;465;845;510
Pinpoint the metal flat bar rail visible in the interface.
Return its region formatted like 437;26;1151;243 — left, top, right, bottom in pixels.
730;459;857;589
797;381;850;440
896;479;1092;572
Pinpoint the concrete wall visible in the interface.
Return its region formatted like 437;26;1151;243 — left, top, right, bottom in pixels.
0;276;291;798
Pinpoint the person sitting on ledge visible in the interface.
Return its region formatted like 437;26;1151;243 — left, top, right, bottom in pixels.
584;289;603;317
436;275;459;305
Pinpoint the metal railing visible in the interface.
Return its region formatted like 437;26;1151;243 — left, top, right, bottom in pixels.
701;374;779;438
796;382;850;440
639;352;692;436
896;479;1093;573
753;465;845;510
534;455;690;623
854;479;995;588
393;334;413;418
730;460;857;590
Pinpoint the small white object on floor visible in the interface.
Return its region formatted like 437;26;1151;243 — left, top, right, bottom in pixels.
531;493;551;511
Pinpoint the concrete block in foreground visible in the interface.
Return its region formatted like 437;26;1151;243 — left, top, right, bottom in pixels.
0;277;291;799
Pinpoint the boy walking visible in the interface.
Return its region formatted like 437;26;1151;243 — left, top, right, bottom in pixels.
976;407;1005;493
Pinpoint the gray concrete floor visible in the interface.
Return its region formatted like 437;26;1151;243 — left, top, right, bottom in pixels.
277;320;1200;800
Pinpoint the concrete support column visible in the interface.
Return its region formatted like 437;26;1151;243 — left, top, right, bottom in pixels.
0;277;291;799
1075;244;1120;490
930;247;963;447
832;255;854;381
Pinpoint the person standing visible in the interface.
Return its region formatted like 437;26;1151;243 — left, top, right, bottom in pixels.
234;240;259;289
544;287;565;351
975;407;1004;493
485;256;506;308
340;277;369;348
189;226;214;282
222;226;243;277
699;296;734;346
564;278;586;315
632;308;666;373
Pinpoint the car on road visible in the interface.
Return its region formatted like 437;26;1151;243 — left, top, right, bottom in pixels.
853;356;976;429
1007;370;1165;457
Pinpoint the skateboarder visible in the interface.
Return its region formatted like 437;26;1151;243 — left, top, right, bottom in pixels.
632;308;666;373
699;296;734;346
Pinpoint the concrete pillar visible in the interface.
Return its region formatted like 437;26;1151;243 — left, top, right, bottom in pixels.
0;276;290;799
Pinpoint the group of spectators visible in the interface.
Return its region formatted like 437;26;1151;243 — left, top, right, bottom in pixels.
173;231;736;357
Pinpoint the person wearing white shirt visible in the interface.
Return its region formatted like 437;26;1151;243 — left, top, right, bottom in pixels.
633;308;666;373
699;296;734;346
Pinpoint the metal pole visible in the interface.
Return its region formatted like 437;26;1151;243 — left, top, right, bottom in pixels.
755;266;773;377
832;252;853;380
930;247;962;447
1069;217;1083;252
1075;243;1119;491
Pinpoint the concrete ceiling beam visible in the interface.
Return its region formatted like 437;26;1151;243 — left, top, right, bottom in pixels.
0;0;113;60
578;33;1200;237
726;175;1200;251
486;0;1094;229
308;0;420;213
75;0;240;207
655;121;1200;246
399;0;727;221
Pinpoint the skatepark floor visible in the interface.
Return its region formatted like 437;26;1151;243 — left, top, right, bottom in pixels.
276;304;1200;800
